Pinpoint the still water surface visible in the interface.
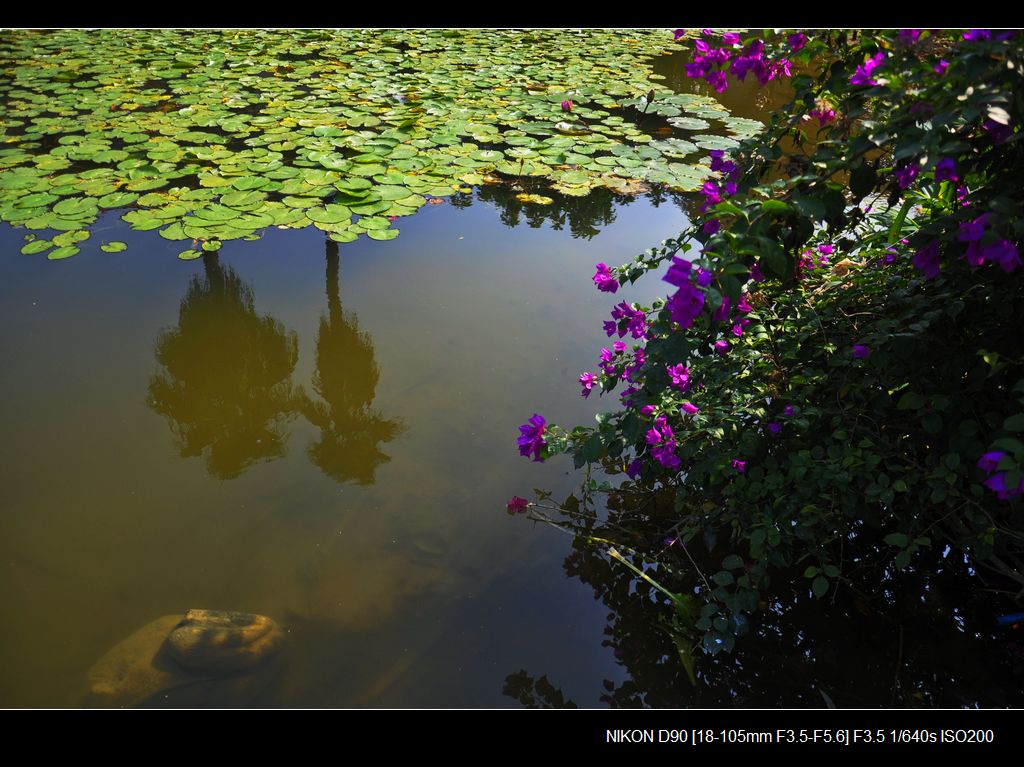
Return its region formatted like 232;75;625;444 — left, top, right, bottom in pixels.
0;180;689;706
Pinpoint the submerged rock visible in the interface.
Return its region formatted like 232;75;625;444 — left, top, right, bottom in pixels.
84;609;285;707
85;614;187;708
166;609;285;673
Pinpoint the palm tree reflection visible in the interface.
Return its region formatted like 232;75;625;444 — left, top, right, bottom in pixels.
299;240;402;485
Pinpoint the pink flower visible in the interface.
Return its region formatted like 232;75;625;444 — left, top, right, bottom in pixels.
506;496;529;514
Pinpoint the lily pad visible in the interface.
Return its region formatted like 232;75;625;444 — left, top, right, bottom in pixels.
100;241;129;253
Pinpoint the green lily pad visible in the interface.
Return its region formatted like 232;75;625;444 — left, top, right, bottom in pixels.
100;241;129;253
366;227;399;241
47;246;80;260
177;249;202;260
21;239;53;255
306;205;352;224
97;191;139;208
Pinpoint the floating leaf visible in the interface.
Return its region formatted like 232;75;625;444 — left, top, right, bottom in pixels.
100;241;128;253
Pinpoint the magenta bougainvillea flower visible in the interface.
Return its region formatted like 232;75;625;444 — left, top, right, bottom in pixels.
787;32;806;51
809;106;836;126
977;451;1006;472
663;255;692;288
646;416;680;469
783;405;796;418
579;372;597;398
768;422;782;435
934;59;950;74
712;296;732;323
850;51;886;86
666;283;705;329
731;459;746;473
852;344;871;358
983;118;1012;144
912;241;941;279
935;158;959;183
895;163;919;189
681;402;699;415
714;340;730;355
517;414;547;462
506;496;529;514
592;263;618;293
667;363;691;392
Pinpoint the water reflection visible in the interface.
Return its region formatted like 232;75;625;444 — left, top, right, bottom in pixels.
148;253;300;479
506;489;1024;708
298;240;403;485
449;183;696;239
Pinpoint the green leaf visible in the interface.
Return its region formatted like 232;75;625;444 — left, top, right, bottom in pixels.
721;554;744;571
897;392;925;410
884;532;909;547
811;576;829;598
47;246;80;260
100;241;128;253
1003;414;1024;432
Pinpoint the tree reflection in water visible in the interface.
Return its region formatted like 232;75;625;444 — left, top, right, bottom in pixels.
148;253;299;479
505;488;1024;708
448;183;695;240
298;240;403;486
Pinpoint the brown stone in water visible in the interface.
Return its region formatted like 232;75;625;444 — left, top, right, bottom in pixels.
84;609;285;707
85;614;190;708
166;609;285;673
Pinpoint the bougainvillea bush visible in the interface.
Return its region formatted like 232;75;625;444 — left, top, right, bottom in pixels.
514;29;1024;661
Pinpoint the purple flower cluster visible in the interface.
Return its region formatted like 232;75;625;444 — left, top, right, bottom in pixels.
646;415;680;470
667;363;691;392
935;158;958;183
684;32;795;94
850;51;886;86
808;106;836;126
662;256;707;329
579;372;597;398
894;163;920;190
959;213;1021;273
977;451;1024;500
625;348;646;382
912;241;941;279
592;263;618;294
982;117;1013;144
517;414;547;462
605;301;649;340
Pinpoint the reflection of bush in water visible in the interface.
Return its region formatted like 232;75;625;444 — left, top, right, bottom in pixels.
449;184;694;240
299;245;402;486
148;254;299;479
505;489;1024;708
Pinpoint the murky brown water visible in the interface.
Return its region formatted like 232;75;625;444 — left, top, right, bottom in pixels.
0;180;691;706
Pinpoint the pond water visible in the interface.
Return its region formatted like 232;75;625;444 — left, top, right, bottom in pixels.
0;172;697;708
2;31;1021;709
